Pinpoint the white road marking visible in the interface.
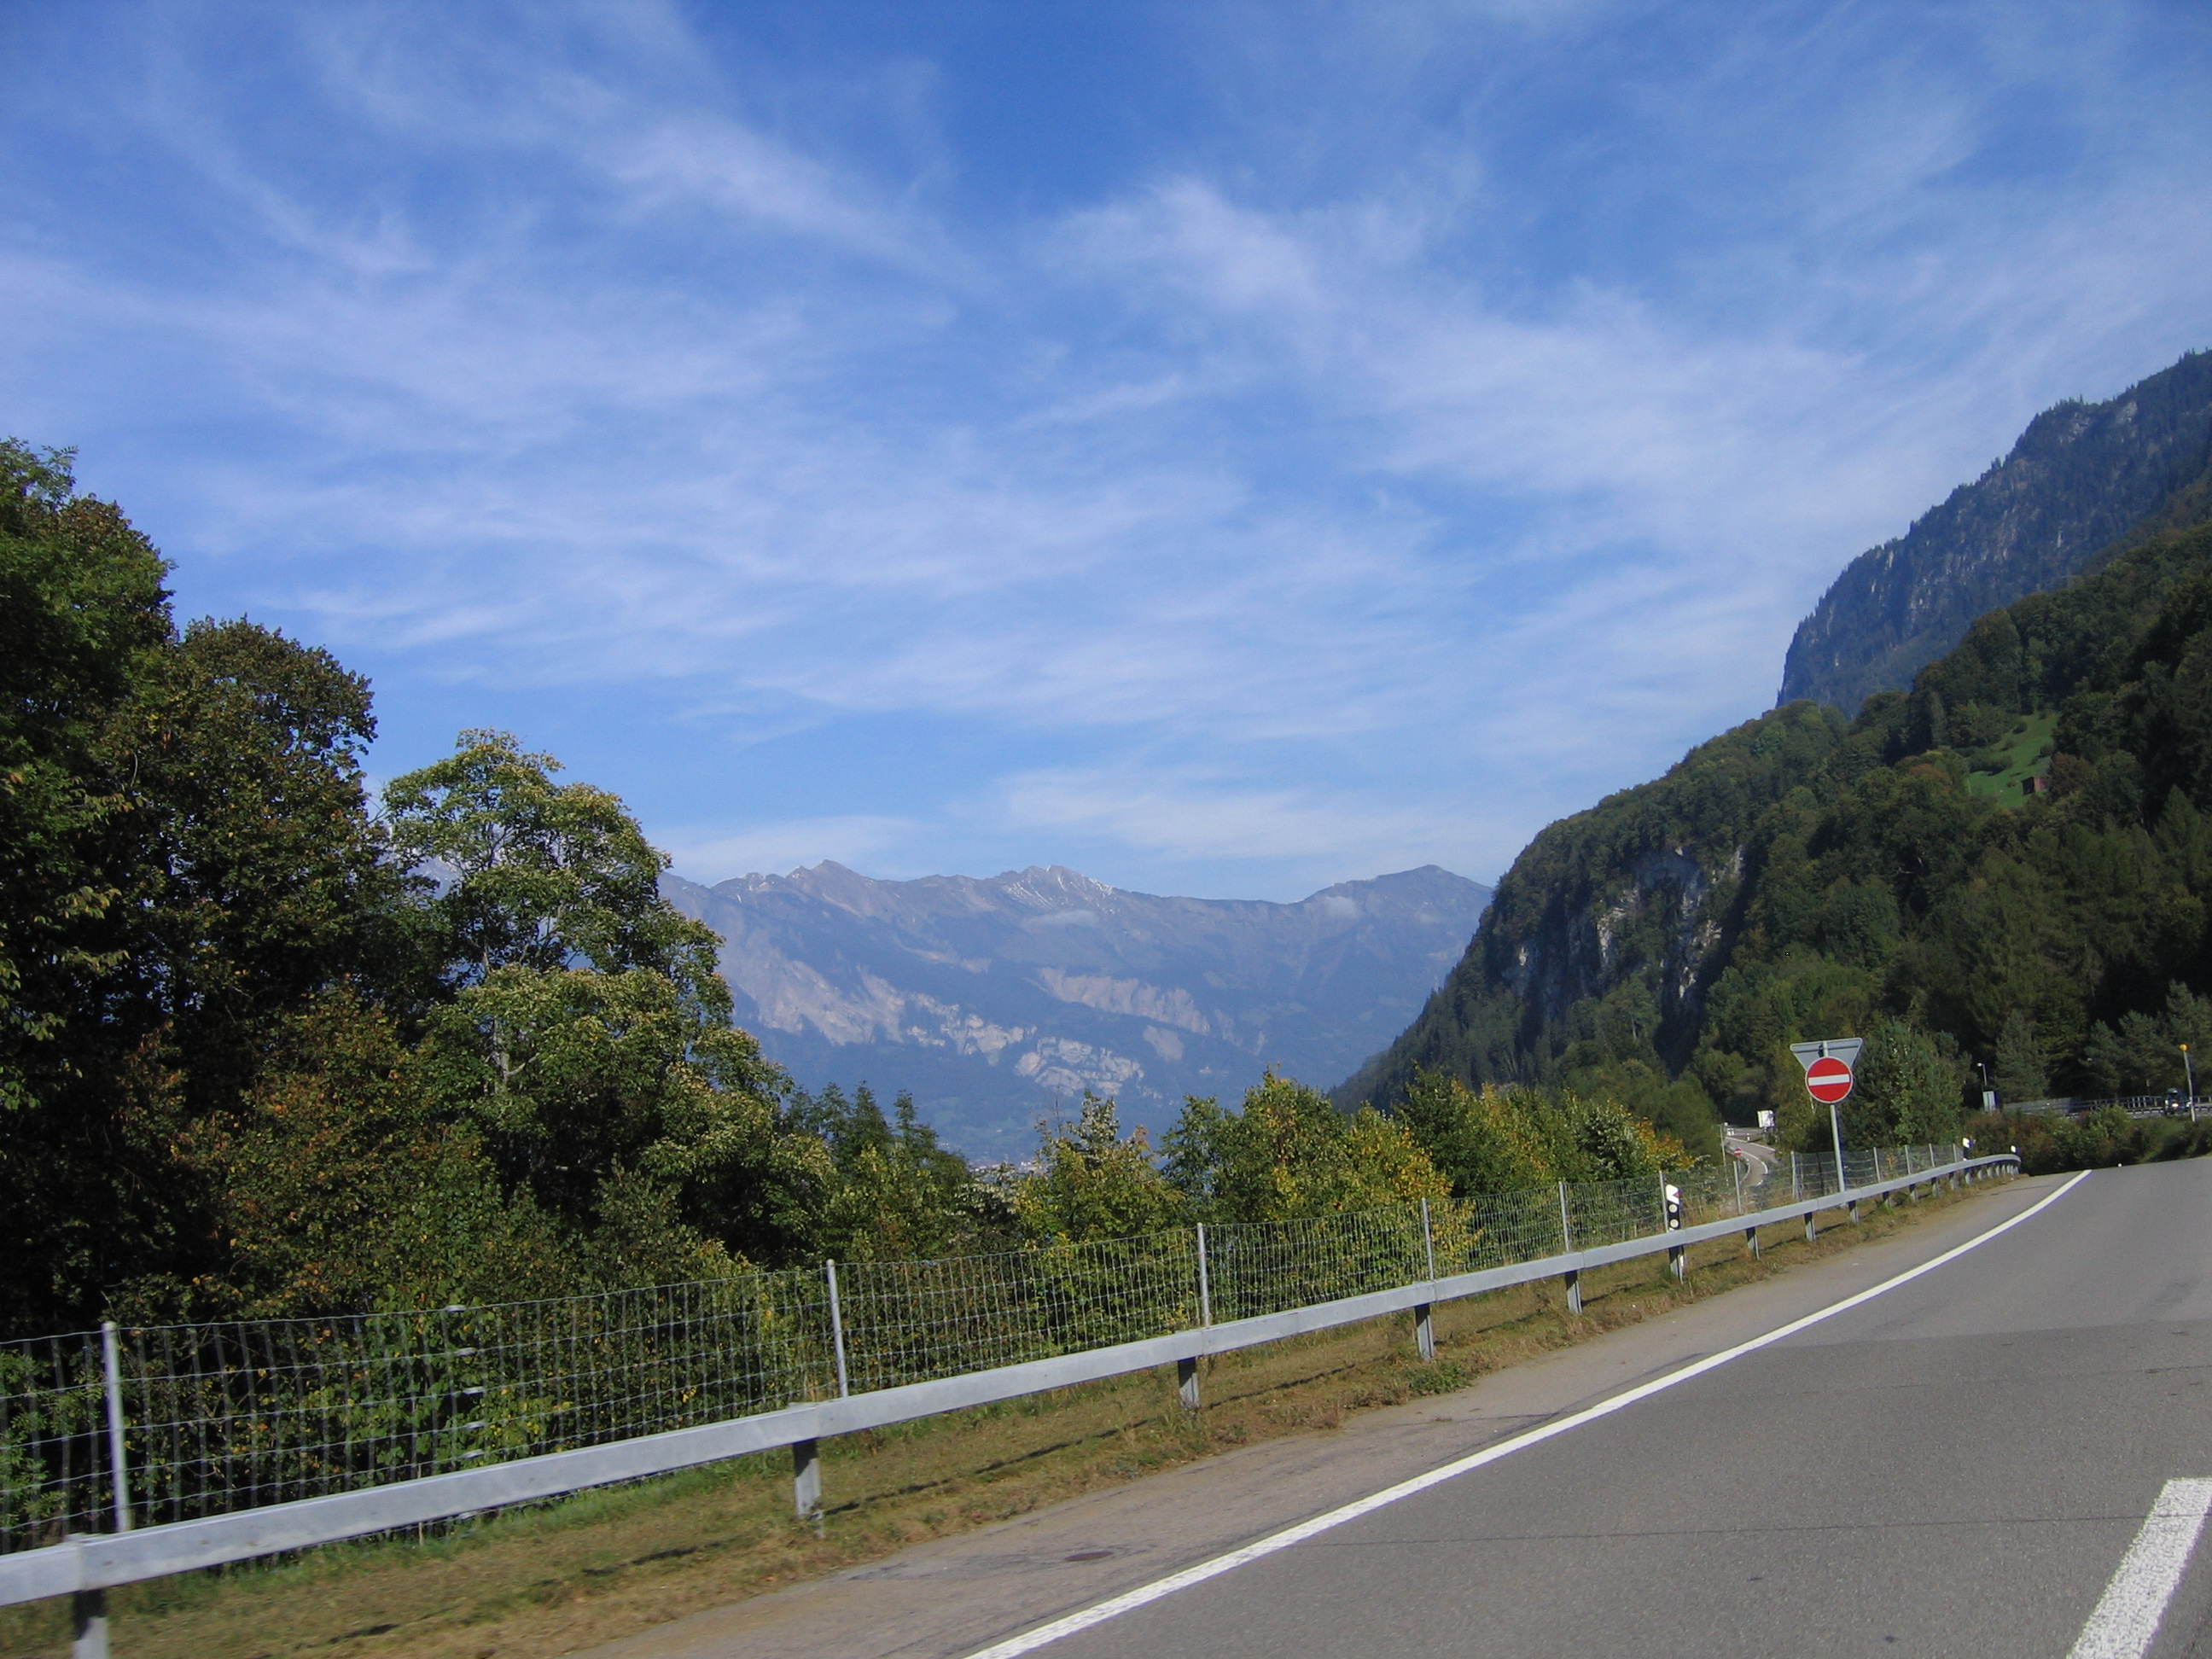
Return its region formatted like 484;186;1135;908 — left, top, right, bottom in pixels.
961;1169;2091;1659
2068;1479;2212;1659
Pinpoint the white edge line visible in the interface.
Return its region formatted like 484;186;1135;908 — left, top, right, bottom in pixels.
962;1168;2091;1659
2068;1476;2212;1659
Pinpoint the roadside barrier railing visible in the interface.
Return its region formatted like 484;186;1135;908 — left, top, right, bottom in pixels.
2005;1094;2196;1119
0;1141;2017;1632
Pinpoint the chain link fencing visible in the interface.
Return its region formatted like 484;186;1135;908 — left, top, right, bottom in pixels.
0;1139;1967;1555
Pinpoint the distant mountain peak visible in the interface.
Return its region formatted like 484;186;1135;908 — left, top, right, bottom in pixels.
665;862;1492;1155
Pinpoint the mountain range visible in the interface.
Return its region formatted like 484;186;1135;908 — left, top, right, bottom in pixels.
1780;350;2212;714
663;862;1491;1156
1347;345;2212;1144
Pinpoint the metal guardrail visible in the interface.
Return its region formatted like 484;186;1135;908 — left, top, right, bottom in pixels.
2006;1095;2198;1120
0;1146;2017;1625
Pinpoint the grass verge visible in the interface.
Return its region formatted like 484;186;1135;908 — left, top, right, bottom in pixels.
0;1177;2007;1659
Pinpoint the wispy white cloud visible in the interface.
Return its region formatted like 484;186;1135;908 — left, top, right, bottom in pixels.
657;815;923;887
2;0;2207;898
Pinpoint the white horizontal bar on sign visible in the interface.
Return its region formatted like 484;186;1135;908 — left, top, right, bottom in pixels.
0;1154;2014;1607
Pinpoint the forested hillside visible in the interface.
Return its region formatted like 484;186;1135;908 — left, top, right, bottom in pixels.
1779;349;2212;715
1345;515;2212;1158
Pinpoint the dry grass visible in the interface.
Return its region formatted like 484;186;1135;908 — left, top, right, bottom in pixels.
0;1180;2000;1659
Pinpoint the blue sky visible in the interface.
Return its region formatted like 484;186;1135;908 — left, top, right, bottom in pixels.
3;1;2208;901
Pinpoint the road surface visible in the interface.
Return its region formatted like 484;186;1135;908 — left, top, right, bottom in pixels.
592;1161;2212;1659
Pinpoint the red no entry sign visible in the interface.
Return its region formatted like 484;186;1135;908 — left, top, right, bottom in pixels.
1805;1056;1854;1103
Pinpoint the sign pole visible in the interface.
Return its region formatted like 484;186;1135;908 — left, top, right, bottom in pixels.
1825;1038;1846;1196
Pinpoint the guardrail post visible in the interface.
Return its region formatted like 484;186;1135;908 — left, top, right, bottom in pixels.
72;1591;108;1659
1558;1182;1581;1314
1414;1200;1436;1360
1177;1356;1201;1412
824;1261;850;1399
793;1438;822;1526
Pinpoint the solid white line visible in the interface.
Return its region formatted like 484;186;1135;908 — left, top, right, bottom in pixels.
2068;1478;2212;1659
962;1168;2091;1659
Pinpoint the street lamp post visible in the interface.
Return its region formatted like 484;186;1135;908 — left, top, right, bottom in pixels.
2184;1044;2197;1122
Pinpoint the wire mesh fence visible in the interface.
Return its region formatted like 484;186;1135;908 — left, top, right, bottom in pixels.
832;1231;1201;1395
0;1139;1975;1555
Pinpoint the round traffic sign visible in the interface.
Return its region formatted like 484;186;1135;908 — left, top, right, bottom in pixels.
1805;1056;1854;1103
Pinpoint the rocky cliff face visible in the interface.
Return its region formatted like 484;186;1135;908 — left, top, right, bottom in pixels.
663;862;1491;1155
1780;350;2212;715
1336;701;1845;1117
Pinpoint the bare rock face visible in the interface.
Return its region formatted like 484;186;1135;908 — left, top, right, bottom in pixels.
1780;350;2212;716
663;863;1491;1156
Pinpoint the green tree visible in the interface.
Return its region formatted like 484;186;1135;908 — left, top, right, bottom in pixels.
384;730;715;992
1391;1072;1556;1198
1992;1009;2051;1103
797;1084;1010;1260
389;733;829;1271
1015;1095;1184;1243
1;445;411;1331
2083;1011;2184;1096
171;990;572;1318
1161;1072;1451;1225
1834;1019;1960;1148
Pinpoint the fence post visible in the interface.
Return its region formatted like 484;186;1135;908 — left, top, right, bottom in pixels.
793;1438;822;1526
102;1322;131;1534
1196;1224;1213;1328
1558;1182;1580;1315
74;1322;131;1659
824;1260;850;1400
1414;1199;1436;1361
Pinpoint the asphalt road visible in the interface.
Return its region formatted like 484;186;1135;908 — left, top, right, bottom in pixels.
596;1161;2212;1659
